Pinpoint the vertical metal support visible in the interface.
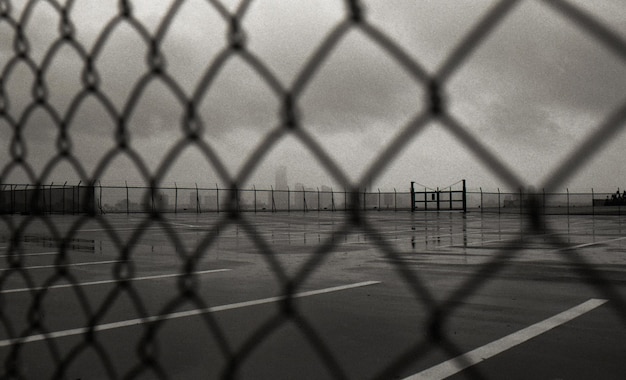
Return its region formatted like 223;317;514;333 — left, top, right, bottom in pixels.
236;186;240;213
449;187;452;210
62;182;66;214
377;188;381;211
362;188;366;211
497;187;500;215
394;188;397;212
567;188;570;216
462;179;467;213
410;182;415;212
254;185;257;213
591;188;594;216
25;184;30;214
480;187;483;213
77;181;82;214
287;186;290;213
125;181;129;215
424;187;428;211
270;186;275;212
317;187;320;212
49;183;53;213
10;185;15;214
98;181;103;214
175;183;178;214
195;183;200;214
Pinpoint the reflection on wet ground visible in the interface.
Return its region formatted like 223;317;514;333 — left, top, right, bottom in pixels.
2;212;626;266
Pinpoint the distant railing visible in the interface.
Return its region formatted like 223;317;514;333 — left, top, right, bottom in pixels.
2;183;623;215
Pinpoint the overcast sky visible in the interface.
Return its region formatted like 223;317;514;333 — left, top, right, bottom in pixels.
1;0;625;192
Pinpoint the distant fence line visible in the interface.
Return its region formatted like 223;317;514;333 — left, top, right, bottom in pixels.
1;183;624;215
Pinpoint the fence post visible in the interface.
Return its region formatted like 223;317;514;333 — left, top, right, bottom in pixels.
41;183;46;214
410;182;415;212
71;183;75;214
567;188;570;216
317;187;320;212
49;183;53;213
174;183;178;214
10;185;14;214
26;184;30;214
362;188;366;211
463;180;467;214
591;188;594;216
254;185;257;213
394;188;397;212
77;181;82;214
497;187;500;214
216;184;219;214
480;187;483;213
125;181;129;214
98;181;103;214
62;182;66;214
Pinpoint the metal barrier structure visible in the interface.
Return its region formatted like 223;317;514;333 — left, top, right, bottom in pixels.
410;180;466;212
1;0;626;379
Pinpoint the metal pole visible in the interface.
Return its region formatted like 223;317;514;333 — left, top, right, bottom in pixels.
195;183;200;214
62;181;66;214
125;181;129;214
77;181;82;214
497;187;500;214
463;180;467;213
410;182;415;212
480;187;483;213
591;188;594;216
317;187;320;212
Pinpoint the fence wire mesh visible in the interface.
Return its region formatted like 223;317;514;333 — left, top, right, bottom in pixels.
1;0;626;379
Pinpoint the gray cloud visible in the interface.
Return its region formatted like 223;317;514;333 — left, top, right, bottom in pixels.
1;1;625;191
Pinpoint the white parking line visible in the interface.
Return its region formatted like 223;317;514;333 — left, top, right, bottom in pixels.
557;236;626;251
406;298;608;380
0;260;121;272
0;280;381;347
1;269;231;294
0;251;59;258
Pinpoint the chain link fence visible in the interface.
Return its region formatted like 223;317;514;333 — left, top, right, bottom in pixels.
1;0;626;378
